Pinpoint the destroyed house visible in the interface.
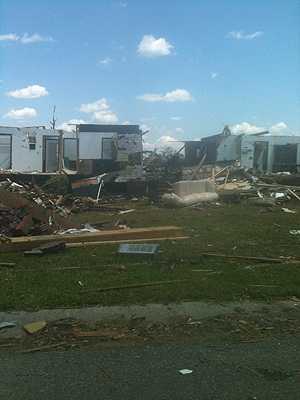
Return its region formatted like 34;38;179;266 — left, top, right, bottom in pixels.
217;133;300;173
184;126;231;165
183;126;300;173
0;124;143;178
76;124;143;177
0;126;78;174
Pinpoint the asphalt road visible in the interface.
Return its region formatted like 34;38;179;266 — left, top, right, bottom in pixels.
1;337;300;400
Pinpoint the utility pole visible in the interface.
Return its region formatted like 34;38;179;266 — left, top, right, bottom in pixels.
50;105;57;130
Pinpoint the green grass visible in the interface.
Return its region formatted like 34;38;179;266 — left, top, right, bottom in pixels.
2;200;300;310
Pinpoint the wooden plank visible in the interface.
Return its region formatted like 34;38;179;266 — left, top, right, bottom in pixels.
287;188;300;201
66;236;189;248
20;342;67;354
256;183;300;190
0;226;184;252
0;262;16;267
81;279;189;294
201;252;297;263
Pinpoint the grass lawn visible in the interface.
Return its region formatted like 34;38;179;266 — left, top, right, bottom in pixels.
2;200;300;310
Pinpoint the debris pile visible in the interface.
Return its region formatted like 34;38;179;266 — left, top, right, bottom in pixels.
0;179;74;236
0;179;137;237
161;165;300;208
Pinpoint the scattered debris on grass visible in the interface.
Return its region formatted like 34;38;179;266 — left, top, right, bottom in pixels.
281;208;296;214
118;243;160;255
179;369;193;375
24;241;66;256
0;322;16;330
23;321;47;335
81;279;189;294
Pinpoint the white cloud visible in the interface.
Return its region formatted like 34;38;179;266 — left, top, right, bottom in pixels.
80;98;110;113
122;120;131;125
138;89;192;103
231;121;291;136
3;107;37;120
175;127;184;134
269;122;288;134
227;31;263;40
171;116;182;121
94;110;118;123
98;57;112;65
211;72;218;79
7;84;48;99
80;98;118;124
0;33;53;44
20;33;53;44
58;119;85;132
0;33;19;42
231;122;265;134
137;35;173;57
143;131;183;152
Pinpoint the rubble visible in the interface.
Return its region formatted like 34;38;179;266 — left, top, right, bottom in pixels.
0;178;132;238
161;165;300;209
0;179;74;236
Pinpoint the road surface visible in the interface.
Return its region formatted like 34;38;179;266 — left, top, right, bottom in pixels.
1;337;299;399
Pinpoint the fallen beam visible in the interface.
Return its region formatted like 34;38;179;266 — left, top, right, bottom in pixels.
0;226;184;252
256;183;300;190
0;262;16;267
66;236;189;248
81;279;189;294
201;252;298;264
20;342;67;354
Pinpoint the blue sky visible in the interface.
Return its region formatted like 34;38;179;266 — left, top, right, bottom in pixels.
0;0;299;147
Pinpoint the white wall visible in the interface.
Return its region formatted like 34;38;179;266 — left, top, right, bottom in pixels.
0;127;76;173
241;135;300;172
79;132;116;159
216;135;240;162
79;131;143;160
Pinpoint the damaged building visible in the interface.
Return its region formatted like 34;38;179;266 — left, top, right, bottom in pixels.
183;126;300;173
76;124;143;179
0;125;78;174
0;124;143;179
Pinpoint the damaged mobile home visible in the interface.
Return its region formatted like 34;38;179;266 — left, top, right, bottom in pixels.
0;124;143;178
183;126;300;173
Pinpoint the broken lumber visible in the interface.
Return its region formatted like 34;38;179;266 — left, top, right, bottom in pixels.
256;183;300;190
81;279;189;293
0;262;16;267
0;226;184;252
201;252;297;263
67;236;189;248
24;241;66;256
287;189;300;201
20;342;67;354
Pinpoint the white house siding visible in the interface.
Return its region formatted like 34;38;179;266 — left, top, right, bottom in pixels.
216;135;240;162
79;132;116;160
0;127;76;173
241;135;300;172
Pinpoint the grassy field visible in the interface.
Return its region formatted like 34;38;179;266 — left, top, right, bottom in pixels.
2;200;300;310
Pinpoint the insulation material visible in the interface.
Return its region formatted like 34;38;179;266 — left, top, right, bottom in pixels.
162;192;218;207
162;179;218;207
173;180;216;197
